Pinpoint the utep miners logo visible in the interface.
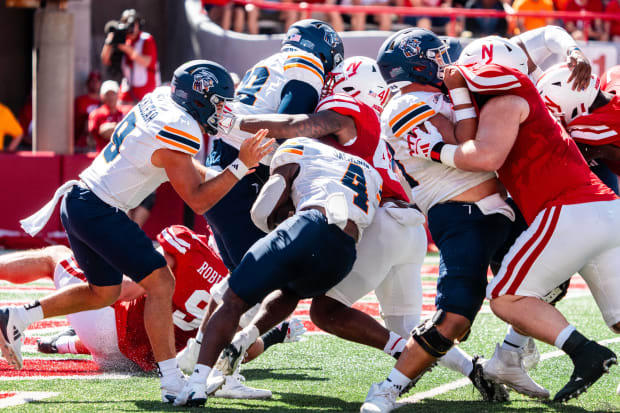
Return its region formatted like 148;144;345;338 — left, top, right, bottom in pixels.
324;29;340;48
399;38;421;58
192;69;218;93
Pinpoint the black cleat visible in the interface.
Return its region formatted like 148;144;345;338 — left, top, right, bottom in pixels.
554;341;617;402
36;328;76;354
469;356;510;402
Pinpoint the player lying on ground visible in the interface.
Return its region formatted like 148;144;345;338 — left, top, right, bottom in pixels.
0;225;305;399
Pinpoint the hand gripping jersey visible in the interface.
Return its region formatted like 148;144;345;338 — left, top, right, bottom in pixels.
80;87;203;211
218;48;326;158
114;225;228;371
315;93;409;202
455;63;617;224
271;137;382;232
566;67;620;175
381;91;495;215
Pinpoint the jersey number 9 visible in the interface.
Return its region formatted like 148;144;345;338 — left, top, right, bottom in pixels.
103;112;137;163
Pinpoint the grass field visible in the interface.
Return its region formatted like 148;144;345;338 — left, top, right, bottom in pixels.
0;254;618;412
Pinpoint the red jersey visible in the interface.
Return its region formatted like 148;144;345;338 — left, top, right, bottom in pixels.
114;225;228;371
88;104;131;153
120;32;158;103
567;66;620;174
74;95;101;147
316;93;410;202
456;63;617;224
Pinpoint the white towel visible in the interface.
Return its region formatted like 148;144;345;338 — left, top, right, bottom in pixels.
20;180;80;236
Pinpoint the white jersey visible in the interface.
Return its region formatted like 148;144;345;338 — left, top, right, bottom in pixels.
271;137;382;231
382;91;495;215
80;86;203;211
218;47;326;163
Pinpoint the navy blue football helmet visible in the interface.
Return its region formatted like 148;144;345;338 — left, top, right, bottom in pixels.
440;36;464;63
377;28;451;89
282;19;344;73
170;60;235;135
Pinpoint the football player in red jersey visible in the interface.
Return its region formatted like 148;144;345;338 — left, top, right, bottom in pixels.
0;225;303;399
378;61;620;409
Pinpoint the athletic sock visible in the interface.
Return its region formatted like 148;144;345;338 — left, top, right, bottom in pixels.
438;346;473;377
195;330;204;345
501;325;529;351
55;335;78;354
14;300;44;331
260;321;289;351
386;367;411;391
158;358;181;379
240;324;260;347
190;363;212;383
557;327;589;360
383;331;406;358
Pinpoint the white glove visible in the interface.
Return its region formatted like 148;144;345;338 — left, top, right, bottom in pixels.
218;108;240;135
283;318;307;343
404;121;444;160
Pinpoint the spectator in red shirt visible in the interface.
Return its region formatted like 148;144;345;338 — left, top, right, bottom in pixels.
88;80;130;153
560;0;606;40
74;71;102;152
605;0;620;41
101;9;159;105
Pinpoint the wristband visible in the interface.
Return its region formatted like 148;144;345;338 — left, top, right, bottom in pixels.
454;107;477;122
449;88;472;106
430;142;457;168
226;158;249;180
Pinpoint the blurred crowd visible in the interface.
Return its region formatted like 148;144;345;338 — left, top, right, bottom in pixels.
201;0;620;41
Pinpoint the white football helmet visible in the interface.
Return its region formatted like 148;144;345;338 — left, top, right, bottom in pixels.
323;56;390;115
536;63;600;125
458;36;528;75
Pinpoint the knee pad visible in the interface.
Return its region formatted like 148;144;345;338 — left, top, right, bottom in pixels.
411;310;455;358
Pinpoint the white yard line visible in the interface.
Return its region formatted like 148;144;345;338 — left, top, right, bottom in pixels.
0;392;59;408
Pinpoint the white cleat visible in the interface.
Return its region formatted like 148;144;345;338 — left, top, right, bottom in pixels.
160;372;187;404
177;338;200;375
360;381;400;413
483;344;549;399
283;318;307;343
173;379;207;407
521;338;540;371
213;373;273;399
0;307;24;370
214;331;252;376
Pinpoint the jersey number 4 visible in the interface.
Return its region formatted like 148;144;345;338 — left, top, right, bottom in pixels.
341;163;369;213
103;112;137;162
237;66;269;106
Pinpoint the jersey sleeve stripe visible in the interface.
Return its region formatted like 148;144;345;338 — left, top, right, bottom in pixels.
286;53;323;69
163;126;201;144
316;100;361;113
571;129;618;143
156;135;199;155
279;148;304;155
283;63;324;84
392;106;436;137
458;65;521;91
284;57;325;78
161;228;189;254
388;102;426;128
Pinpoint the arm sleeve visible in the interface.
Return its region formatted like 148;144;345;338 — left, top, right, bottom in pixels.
277;80;319;114
455;63;528;95
512;26;577;68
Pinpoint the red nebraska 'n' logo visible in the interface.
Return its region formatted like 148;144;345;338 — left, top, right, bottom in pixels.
482;44;493;64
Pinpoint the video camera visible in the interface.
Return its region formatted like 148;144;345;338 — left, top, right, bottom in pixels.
104;20;128;46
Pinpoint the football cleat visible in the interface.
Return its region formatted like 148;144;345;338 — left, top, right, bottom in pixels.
36;328;76;354
360;380;401;413
483;344;549;399
469;356;510;402
521;337;541;371
554;341;617;402
173;379;207;407
213;373;273;399
160;372;187;404
0;307;25;369
214;332;252;376
177;338;200;375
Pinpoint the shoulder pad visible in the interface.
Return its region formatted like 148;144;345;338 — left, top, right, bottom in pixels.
382;93;436;138
270;138;307;173
282;50;325;95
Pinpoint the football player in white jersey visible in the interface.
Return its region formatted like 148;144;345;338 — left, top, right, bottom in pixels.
1;60;273;403
174;138;382;407
359;29;552;413
204;19;344;273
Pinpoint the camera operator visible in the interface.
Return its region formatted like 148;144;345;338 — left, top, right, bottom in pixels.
101;9;159;105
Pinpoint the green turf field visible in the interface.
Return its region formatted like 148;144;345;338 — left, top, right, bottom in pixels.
0;255;618;412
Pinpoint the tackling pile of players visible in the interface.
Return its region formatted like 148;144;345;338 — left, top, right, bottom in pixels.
0;18;618;412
